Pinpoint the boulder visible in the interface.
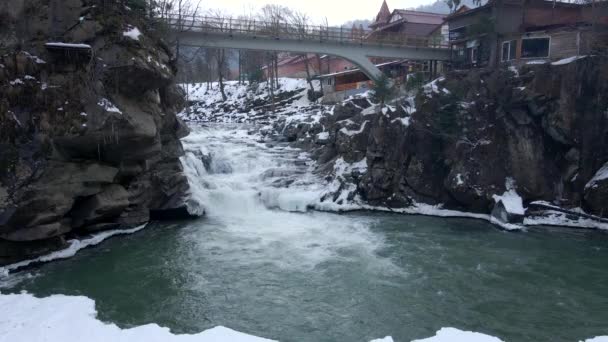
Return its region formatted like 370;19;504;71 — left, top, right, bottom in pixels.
0;220;72;242
491;200;524;225
70;184;130;227
0;236;67;266
584;163;608;217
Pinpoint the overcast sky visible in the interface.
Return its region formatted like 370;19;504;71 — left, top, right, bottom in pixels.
199;0;438;26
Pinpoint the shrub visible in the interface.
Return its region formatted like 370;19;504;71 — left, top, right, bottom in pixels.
405;72;426;92
370;74;395;106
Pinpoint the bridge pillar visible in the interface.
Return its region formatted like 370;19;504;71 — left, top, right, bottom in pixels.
347;54;384;81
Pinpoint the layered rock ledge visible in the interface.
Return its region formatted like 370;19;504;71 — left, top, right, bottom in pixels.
0;1;195;265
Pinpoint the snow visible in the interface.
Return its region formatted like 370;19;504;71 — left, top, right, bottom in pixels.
0;225;146;277
123;26;142;41
0;291;510;342
369;338;394;342
423;77;445;96
492;178;525;215
9;78;23;85
552;55;587;66
526;60;547;65
98;98;122;114
584;337;608;342
362;105;379;115
411;328;504;342
10;112;22;127
0;292;275;342
455;173;464;186
525;211;608;231
316;132;329;140
391;117;410;127
585;162;608;190
339;121;368;136
45;42;91;49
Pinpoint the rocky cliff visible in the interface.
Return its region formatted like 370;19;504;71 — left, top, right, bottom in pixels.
273;57;608;226
0;0;194;265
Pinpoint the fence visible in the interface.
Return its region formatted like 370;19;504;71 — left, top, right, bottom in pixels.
166;15;449;49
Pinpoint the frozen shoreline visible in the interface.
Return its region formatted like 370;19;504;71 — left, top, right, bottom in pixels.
0;224;147;277
0;292;605;342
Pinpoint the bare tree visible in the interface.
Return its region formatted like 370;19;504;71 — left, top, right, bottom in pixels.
207;9;234;101
260;5;294;88
290;11;316;96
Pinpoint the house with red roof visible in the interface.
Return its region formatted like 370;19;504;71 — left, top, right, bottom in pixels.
369;1;448;47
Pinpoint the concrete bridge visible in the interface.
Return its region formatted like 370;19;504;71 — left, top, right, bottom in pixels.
168;16;451;80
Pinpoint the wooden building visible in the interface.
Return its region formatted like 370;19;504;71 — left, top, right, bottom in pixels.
270;54;356;79
446;0;608;69
315;60;410;103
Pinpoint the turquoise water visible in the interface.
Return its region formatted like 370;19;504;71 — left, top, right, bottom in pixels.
3;213;608;342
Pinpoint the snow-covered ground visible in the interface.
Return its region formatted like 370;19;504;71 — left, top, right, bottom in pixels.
179;78;321;124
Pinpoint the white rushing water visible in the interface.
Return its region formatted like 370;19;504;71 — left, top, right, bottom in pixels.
179;124;392;272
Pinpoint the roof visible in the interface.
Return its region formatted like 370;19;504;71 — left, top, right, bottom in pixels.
371;8;445;33
315;60;405;79
392;10;445;25
371;0;392;27
446;3;492;21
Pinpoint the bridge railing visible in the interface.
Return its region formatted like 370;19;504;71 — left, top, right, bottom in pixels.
166;15;449;49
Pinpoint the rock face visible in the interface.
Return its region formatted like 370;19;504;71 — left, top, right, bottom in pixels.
0;1;195;265
275;57;608;219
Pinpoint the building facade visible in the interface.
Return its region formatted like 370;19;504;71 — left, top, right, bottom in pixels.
447;0;608;68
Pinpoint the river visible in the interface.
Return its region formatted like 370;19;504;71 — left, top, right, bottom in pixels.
2;124;608;342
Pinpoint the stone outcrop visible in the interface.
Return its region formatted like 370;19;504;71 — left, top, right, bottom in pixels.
0;1;195;265
275;57;608;220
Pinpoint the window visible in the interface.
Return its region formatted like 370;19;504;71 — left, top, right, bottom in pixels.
502;40;517;62
521;37;550;58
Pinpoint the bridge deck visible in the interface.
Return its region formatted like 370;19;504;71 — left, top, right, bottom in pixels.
168;16;449;49
168;16;451;80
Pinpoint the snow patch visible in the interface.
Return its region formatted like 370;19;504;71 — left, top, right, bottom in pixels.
0;292;275;342
552;55;587;66
98;98;122;114
423;77;445;96
9;78;24;85
455;173;464;186
526;60;547;65
585;162;608;190
123;26;142;41
316;132;329;140
492;178;525;215
391;117;410;127
411;327;504;342
339;121;368;136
